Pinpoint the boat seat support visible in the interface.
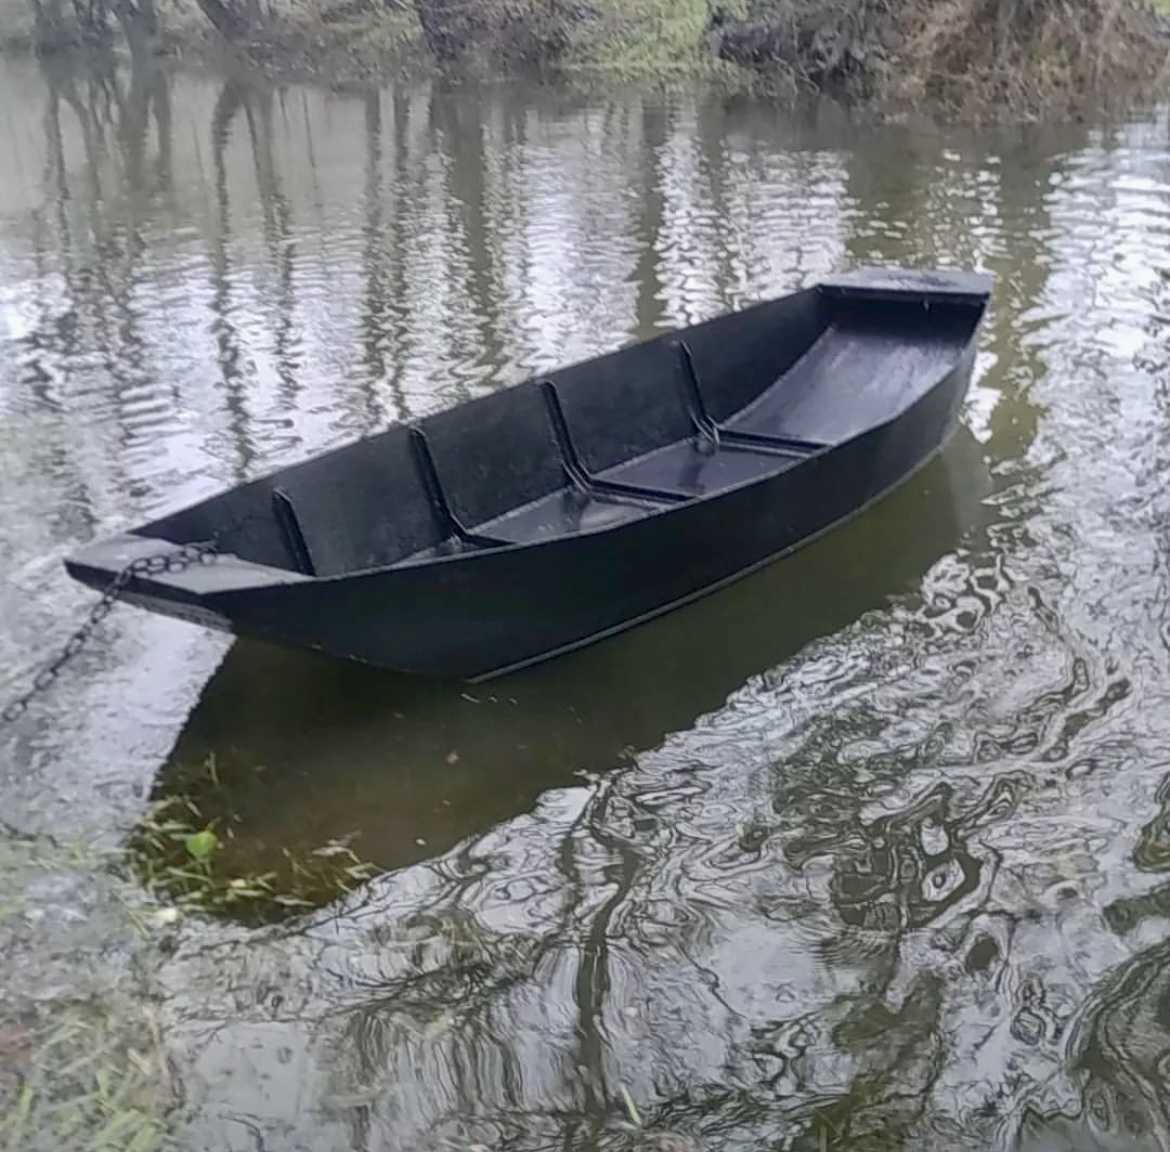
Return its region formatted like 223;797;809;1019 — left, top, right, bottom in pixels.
409;428;510;551
272;488;317;577
540;381;688;506
674;340;827;458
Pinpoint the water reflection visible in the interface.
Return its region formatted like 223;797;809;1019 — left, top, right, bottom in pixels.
1016;936;1170;1152
24;51;174;479
208;78;254;479
151;428;991;904
1021;769;1170;1152
788;772;1025;934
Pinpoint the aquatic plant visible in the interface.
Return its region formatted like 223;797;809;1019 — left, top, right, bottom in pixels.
127;784;377;924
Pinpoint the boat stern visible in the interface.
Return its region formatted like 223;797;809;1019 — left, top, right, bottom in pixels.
817;266;993;308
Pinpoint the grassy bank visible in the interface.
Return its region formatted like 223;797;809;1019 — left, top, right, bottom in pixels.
2;0;1169;121
0;834;172;1152
397;0;1170;115
0;790;376;1150
565;0;715;80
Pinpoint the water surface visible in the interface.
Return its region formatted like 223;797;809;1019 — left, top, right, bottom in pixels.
2;48;1170;1152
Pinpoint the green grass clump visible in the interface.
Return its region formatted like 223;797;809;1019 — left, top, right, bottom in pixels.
565;0;712;78
0;832;171;1151
0;1003;169;1152
127;775;376;925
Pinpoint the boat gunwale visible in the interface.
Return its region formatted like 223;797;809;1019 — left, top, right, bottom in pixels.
213;305;984;584
95;270;990;595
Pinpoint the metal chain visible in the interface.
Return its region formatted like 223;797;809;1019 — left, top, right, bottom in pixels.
1;540;220;726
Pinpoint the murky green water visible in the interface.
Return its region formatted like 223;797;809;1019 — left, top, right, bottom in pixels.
3;46;1170;1151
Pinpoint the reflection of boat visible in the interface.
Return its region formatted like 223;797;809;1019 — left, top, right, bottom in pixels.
155;425;991;878
68;269;991;679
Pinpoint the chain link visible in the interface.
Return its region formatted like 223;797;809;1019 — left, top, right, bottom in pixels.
1;540;220;726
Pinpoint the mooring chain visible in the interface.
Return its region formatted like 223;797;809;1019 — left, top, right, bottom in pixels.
0;540;220;726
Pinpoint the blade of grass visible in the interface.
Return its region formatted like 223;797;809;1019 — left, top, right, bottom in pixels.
4;1083;35;1152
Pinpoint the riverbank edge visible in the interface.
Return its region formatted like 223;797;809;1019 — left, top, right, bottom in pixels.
2;1;1169;121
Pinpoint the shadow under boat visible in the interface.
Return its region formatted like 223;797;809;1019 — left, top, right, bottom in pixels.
144;426;991;910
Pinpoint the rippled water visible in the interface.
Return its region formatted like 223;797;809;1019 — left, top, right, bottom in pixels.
3;47;1170;1151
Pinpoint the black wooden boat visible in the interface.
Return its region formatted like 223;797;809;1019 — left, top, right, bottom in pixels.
151;426;990;903
65;267;991;681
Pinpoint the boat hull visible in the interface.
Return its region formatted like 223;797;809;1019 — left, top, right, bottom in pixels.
211;334;972;678
65;268;988;681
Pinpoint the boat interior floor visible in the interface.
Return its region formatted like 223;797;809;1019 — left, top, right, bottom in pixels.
728;311;970;445
417;312;969;554
600;438;799;500
475;439;804;548
481;488;661;545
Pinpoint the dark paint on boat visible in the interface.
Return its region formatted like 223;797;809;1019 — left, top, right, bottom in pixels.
154;424;992;891
65;267;992;680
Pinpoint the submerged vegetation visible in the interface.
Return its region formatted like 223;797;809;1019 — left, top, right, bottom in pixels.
122;753;379;923
128;781;377;924
2;0;1167;115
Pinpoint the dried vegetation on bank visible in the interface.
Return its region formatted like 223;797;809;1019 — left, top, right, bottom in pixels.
4;0;1170;120
372;0;1170;116
701;0;1168;115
